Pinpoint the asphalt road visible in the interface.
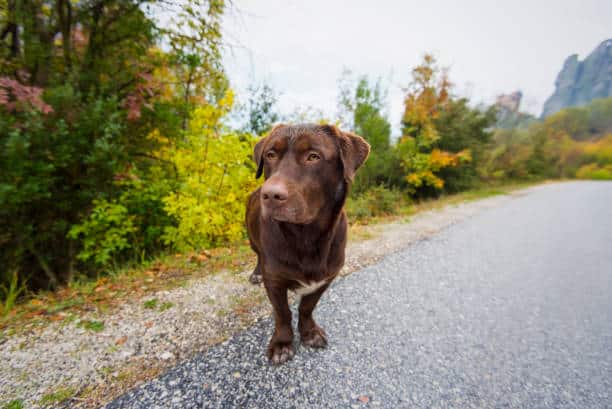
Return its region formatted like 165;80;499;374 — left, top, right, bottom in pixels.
107;182;612;409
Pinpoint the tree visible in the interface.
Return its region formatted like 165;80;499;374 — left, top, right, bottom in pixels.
337;72;402;194
242;82;280;135
398;54;469;195
435;99;496;191
0;0;227;289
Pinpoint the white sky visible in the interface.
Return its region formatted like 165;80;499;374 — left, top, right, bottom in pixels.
222;0;611;134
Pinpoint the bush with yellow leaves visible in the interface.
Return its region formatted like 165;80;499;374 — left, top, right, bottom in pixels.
162;91;260;251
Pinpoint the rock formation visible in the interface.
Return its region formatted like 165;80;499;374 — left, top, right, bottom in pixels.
541;39;612;118
496;91;522;113
495;90;535;129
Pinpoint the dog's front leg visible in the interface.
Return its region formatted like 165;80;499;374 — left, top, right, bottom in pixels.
264;283;294;364
298;283;330;348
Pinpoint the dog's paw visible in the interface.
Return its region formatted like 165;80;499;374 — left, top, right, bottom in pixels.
301;326;328;348
248;272;263;285
267;342;294;365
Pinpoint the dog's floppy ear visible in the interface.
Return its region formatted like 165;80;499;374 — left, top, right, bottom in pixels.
253;137;266;179
253;124;286;179
323;125;370;182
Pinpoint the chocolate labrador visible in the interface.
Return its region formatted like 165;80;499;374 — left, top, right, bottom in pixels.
245;123;370;364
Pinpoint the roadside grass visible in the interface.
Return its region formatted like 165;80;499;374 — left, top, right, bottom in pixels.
142;298;174;311
2;400;24;409
0;244;254;335
0;181;538;336
0;271;27;318
77;319;105;332
39;386;76;406
143;298;158;309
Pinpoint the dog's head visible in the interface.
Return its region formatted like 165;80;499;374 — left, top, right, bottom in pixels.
253;124;370;224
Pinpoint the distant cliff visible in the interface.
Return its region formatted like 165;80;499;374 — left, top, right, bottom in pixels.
541;39;612;118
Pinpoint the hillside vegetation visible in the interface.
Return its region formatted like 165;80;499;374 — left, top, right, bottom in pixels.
1;2;611;309
487;98;612;181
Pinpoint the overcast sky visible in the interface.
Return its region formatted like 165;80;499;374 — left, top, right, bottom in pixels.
222;0;611;134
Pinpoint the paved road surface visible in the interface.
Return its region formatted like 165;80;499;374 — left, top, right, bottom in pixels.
107;182;612;408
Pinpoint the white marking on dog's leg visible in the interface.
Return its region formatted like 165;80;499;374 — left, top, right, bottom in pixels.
294;280;327;296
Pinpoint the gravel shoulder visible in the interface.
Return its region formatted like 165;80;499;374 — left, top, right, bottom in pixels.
1;184;541;408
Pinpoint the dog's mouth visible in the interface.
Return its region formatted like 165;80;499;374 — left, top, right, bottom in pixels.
264;205;314;224
271;208;302;223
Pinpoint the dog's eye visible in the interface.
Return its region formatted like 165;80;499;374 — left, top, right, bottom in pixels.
306;152;321;162
265;151;277;160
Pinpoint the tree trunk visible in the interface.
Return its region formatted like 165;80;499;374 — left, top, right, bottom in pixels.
1;0;19;59
26;243;60;289
57;0;73;72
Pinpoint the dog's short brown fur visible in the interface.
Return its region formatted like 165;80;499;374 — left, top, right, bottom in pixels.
245;123;370;364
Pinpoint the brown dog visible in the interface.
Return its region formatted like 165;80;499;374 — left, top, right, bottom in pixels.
245;123;370;364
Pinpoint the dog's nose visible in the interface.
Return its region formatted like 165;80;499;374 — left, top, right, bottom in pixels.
261;182;288;203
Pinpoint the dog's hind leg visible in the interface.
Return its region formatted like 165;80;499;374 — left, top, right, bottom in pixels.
248;254;263;284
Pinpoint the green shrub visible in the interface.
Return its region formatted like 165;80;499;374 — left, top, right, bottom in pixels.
346;186;404;221
112;176;176;259
68;200;137;268
346;195;372;221
575;164;612;180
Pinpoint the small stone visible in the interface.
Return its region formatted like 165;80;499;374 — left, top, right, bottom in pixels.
358;395;370;403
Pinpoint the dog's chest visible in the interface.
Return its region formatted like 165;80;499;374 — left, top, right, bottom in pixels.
293;279;327;296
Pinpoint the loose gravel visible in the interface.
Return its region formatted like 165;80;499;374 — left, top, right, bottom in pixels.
1;184;543;408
